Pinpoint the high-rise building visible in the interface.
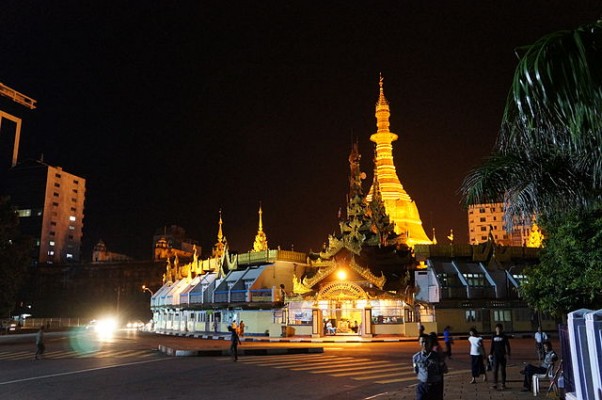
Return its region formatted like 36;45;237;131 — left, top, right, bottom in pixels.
4;159;85;265
366;76;432;246
467;203;542;246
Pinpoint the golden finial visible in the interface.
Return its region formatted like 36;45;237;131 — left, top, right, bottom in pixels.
217;209;223;242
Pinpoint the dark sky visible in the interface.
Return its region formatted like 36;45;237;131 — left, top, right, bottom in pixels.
1;1;600;260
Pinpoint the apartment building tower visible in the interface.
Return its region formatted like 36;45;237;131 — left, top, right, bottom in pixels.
5;159;85;265
467;203;532;246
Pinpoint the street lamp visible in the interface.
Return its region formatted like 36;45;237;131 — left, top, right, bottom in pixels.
141;285;154;296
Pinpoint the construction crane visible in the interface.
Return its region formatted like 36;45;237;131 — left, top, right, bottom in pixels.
0;82;37;109
0;82;37;167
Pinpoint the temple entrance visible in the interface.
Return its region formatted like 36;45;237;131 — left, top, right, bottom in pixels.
317;281;368;336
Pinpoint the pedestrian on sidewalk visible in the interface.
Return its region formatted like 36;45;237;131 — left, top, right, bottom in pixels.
489;323;511;390
228;325;241;361
34;325;45;360
468;328;487;383
534;326;548;360
413;334;447;400
443;326;453;359
239;320;245;337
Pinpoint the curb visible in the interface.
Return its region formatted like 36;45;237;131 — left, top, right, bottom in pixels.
157;344;324;357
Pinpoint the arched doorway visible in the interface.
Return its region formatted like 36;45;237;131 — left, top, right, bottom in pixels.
316;281;368;335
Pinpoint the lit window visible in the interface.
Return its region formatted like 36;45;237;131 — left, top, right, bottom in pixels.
49;241;55;246
69;216;76;221
69;226;75;230
66;253;73;259
17;209;32;217
48;250;55;256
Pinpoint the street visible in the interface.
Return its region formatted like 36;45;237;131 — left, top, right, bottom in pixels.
0;329;550;400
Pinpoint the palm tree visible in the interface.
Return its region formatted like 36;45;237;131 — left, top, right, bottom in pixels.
462;20;602;227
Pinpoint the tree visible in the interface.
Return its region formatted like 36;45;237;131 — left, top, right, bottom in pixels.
519;208;602;317
461;20;602;316
0;196;32;318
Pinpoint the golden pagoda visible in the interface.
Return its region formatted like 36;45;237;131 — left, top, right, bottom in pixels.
252;203;268;252
366;75;432;246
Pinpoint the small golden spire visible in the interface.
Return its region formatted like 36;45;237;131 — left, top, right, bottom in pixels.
432;228;438;245
252;202;268;252
217;209;223;242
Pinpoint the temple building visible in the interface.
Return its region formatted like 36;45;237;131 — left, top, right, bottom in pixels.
366;77;432;247
147;78;551;338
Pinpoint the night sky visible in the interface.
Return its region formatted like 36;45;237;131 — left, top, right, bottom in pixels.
1;2;599;260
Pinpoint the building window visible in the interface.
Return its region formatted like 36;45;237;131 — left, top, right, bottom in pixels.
73;180;79;184
17;209;32;217
480;217;486;222
491;207;496;212
70;207;76;212
49;231;55;236
481;236;487;241
71;198;77;202
72;189;78;193
69;216;76;221
54;183;60;187
53;192;59;197
480;226;487;231
50;221;57;226
66;253;73;259
48;250;55;256
437;273;449;287
463;273;486;287
49;241;55;246
479;208;485;213
493;310;512;322
69;226;75;230
466;310;477;322
68;235;74;240
55;173;61;178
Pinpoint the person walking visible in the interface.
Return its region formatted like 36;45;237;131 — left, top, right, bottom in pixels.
238;320;245;337
443;326;453;359
34;325;45;360
521;341;558;392
534;326;548;360
413;334;447;400
489;323;511;390
228;325;241;361
468;328;487;383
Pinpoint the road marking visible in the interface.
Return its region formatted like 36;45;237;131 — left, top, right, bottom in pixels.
0;358;168;386
0;349;155;361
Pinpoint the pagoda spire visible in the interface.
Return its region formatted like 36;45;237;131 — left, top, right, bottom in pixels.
212;209;227;258
367;75;432;246
252;202;268;252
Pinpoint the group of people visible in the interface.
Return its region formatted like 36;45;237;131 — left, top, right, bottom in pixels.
413;324;557;399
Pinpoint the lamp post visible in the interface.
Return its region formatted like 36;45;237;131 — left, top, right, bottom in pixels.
141;285;154;296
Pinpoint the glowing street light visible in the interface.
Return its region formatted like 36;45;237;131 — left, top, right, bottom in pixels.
141;285;154;295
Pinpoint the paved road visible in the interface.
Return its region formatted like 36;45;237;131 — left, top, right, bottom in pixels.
0;330;557;400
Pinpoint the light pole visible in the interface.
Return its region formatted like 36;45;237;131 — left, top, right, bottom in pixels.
141;285;154;296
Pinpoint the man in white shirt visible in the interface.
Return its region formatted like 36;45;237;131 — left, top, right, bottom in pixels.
534;326;548;360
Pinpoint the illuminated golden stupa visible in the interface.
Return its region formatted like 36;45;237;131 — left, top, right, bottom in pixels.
366;76;432;246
